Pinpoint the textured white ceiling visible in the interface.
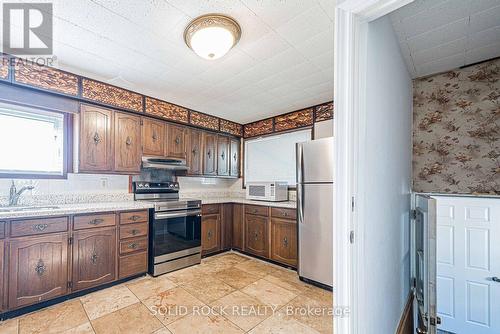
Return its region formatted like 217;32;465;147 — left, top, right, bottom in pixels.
391;0;500;78
1;0;334;124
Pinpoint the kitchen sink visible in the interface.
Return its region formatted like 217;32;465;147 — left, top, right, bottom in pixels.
0;205;60;213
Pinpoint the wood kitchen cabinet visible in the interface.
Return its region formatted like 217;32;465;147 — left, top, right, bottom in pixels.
187;129;203;175
230;138;240;177
217;136;230;176
142;118;165;157
72;227;116;291
201;204;221;255
79;104;113;172
166;124;186;159
221;203;233;250
270;218;297;267
244;213;269;258
114;112;142;173
8;233;68;309
232;204;244;250
202;132;217;175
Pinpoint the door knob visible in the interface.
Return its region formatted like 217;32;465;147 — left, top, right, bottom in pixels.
492;277;500;283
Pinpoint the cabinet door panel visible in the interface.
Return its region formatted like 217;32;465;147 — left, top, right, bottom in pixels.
79;104;113;172
202;214;220;255
166;124;186;159
221;204;233;250
114;112;142;173
232;204;243;250
244;214;268;258
217;136;230;176
187;129;202;175
202;133;217;175
230;138;239;177
72;228;116;291
8;234;68;309
142;118;165;157
271;219;297;266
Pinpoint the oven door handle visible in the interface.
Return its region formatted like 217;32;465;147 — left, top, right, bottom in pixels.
155;210;202;219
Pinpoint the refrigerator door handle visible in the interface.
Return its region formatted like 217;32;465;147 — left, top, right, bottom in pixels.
297;183;304;224
296;142;303;185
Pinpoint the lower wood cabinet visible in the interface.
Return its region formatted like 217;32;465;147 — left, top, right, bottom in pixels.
232;204;243;250
270;218;297;267
8;233;68;309
221;204;233;250
201;214;220;255
72;227;116;291
244;214;269;258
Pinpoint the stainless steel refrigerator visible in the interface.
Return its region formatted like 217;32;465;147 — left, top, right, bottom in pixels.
296;137;334;287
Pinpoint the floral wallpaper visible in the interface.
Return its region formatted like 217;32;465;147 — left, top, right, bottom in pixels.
413;58;499;195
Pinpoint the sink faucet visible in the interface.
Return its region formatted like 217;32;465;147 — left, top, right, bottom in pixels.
9;181;35;206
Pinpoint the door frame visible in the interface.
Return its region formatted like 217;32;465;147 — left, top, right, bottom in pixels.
333;1;414;333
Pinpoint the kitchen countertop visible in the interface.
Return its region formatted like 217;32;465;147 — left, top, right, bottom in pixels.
198;197;297;209
0;201;154;220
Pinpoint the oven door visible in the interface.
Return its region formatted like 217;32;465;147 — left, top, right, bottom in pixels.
153;209;201;263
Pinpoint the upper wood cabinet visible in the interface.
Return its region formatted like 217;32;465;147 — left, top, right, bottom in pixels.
230;138;239;177
187;129;203;175
166;124;186;159
142;118;165;157
79;104;113;172
114;112;142;173
72;227;116;291
202;132;217;175
8;233;68;309
217;136;230;176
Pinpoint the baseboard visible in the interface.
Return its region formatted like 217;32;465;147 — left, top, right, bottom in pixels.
396;292;414;334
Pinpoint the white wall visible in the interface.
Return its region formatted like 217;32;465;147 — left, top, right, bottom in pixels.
357;16;412;334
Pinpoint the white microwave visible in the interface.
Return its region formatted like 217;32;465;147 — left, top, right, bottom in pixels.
246;182;288;202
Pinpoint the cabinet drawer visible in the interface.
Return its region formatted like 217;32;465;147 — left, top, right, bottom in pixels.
120;210;148;224
119;223;148;240
202;204;220;215
271;207;296;220
0;221;5;239
119;237;148;255
73;213;116;230
10;217;68;237
245;205;269;217
119;252;147;279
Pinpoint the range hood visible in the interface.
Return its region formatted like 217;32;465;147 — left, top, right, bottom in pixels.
141;156;188;170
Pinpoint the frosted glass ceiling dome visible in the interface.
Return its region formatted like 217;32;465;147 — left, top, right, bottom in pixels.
184;14;241;60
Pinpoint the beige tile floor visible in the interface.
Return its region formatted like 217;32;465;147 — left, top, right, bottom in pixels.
0;251;333;334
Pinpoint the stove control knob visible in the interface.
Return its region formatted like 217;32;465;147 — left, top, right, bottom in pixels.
144;184;150;188
138;184;143;188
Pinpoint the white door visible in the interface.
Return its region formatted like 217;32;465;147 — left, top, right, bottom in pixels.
436;197;500;334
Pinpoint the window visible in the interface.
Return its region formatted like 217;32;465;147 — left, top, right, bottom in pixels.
0;104;68;178
244;129;311;186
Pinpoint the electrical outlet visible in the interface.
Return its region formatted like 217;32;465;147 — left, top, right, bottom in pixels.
100;177;108;189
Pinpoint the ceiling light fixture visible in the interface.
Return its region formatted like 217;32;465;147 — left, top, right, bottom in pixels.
184;14;241;60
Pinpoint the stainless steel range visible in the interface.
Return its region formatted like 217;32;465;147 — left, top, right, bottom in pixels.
133;181;201;276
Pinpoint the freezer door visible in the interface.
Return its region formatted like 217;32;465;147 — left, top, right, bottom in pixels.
298;183;333;286
296;137;334;184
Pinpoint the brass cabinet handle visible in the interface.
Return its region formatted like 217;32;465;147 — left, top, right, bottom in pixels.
281;211;288;217
283;236;288;247
35;259;46;276
207;149;212;159
130;215;141;221
152;132;157;141
221;151;225;160
129;243;138;250
89;218;104;225
93;132;101;144
131;229;139;236
32;223;48;232
253;209;258;213
90;252;98;264
125;136;132;146
492;277;500;283
175;136;180;145
254;231;259;240
192;148;197;156
233;153;237;161
207;230;212;239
